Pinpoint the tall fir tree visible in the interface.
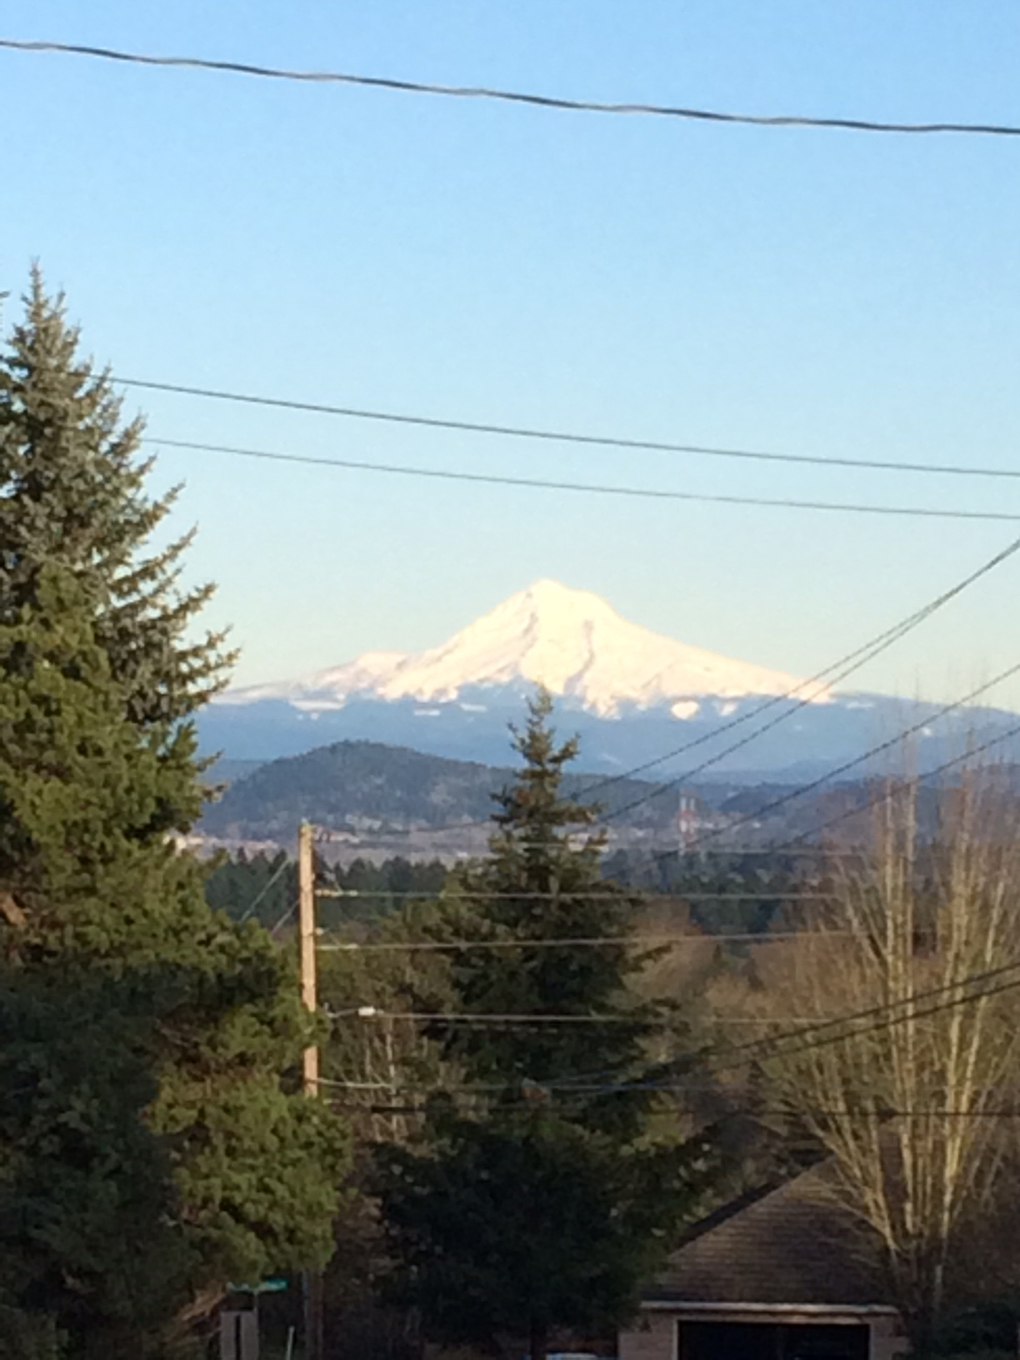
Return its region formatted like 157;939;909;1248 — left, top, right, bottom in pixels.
0;269;232;819
0;276;348;1356
376;692;713;1360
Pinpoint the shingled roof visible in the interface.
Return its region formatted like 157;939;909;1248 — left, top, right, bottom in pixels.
646;1168;896;1307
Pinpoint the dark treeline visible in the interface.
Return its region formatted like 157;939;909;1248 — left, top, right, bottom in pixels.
206;845;807;939
205;851;450;930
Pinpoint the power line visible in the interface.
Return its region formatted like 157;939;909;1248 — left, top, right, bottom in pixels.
208;536;1020;860
473;955;1020;1097
319;962;1020;1109
314;889;829;901
722;958;1020;1067
744;971;1020;1068
678;658;1020;856
316;928;849;953
333;1008;850;1027
297;533;1020;845
328;966;1020;1033
7;38;1020;138
773;715;1020;851
581;535;1020;820
119;376;1020;484
268;896;300;937
597;536;1020;821
236;856;292;924
318;963;1020;1118
338;1102;1020;1120
329;1006;654;1025
332;962;1020;1063
328;1097;1020;1119
147;435;1020;524
316;1074;1020;1116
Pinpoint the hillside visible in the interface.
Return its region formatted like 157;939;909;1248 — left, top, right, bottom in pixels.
198;738;1020;856
198;738;691;844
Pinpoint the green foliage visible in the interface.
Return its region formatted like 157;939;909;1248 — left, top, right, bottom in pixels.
0;275;350;1353
204;850;297;927
376;1106;707;1352
204;850;448;930
422;692;675;1136
0;269;233;734
375;693;715;1358
0;563;348;1348
0;1305;63;1360
603;848;804;939
319;856;448;928
0;971;188;1359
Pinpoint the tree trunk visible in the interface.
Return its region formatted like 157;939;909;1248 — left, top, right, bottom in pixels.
530;1318;549;1360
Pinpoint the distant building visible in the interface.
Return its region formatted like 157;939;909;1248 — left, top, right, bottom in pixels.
677;793;702;850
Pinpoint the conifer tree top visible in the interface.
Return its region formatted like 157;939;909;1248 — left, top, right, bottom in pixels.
0;270;234;731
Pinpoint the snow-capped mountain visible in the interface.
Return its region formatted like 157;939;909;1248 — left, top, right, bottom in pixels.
223;579;830;719
201;580;1020;777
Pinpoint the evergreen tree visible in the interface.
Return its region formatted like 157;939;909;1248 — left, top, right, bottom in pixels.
376;693;713;1360
0;969;189;1360
0;270;232;810
204;849;296;927
421;689;675;1134
0;277;348;1354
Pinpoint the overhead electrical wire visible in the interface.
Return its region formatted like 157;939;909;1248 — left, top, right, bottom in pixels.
595;537;1020;821
268;897;300;937
679;657;1020;857
145;435;1020;523
328;1098;1020;1120
321;967;1020;1114
6;38;1020;138
586;661;1020;873
325;960;1020;1080
728;970;1020;1069
316;928;849;953
330;1006;654;1025
119;376;1020;483
333;1007;872;1028
719;959;1020;1068
236;855;292;924
530;958;1020;1093
316;1072;1020;1117
313;889;830;902
330;961;1020;1030
770;713;1020;852
315;964;1020;1128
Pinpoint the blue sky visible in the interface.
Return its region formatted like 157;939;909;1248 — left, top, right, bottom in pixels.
3;2;1020;706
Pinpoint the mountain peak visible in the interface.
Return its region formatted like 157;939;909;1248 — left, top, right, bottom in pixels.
518;577;615;608
224;581;828;719
485;579;622;633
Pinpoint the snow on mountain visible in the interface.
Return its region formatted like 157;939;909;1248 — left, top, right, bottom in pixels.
223;579;829;719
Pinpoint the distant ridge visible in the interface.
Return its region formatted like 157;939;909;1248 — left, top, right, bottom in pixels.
198;738;678;844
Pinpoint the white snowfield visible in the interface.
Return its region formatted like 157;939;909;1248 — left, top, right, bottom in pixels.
223;579;830;718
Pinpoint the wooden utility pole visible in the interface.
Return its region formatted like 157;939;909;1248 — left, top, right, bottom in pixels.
298;821;319;1097
297;822;325;1360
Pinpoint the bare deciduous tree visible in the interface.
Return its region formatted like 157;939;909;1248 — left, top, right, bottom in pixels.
744;775;1020;1341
